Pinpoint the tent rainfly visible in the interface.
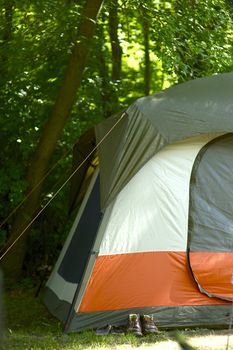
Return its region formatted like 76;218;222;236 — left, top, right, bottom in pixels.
44;73;233;333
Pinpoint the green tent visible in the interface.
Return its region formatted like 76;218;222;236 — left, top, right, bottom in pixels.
44;73;233;332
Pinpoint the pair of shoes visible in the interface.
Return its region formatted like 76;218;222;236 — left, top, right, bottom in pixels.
127;314;158;336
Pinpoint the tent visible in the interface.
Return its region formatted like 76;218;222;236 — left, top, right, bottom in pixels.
44;73;233;333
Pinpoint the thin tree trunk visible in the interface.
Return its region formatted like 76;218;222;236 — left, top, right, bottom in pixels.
0;0;14;80
141;5;151;96
109;1;122;82
0;0;104;283
108;0;122;113
97;18;112;119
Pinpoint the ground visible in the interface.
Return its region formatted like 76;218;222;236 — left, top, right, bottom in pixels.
2;288;233;350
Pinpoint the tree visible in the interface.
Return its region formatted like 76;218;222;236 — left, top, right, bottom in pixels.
0;0;14;80
1;0;233;284
97;0;123;118
140;4;151;95
155;0;233;82
108;0;122;111
0;0;104;283
97;13;112;119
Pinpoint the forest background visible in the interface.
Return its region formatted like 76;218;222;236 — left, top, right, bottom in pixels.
0;0;233;286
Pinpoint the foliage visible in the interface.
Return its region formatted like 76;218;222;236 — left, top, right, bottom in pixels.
155;0;233;82
0;0;233;279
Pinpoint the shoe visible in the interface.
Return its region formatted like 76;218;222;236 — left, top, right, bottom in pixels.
140;314;158;334
110;325;125;335
96;324;112;335
127;314;142;336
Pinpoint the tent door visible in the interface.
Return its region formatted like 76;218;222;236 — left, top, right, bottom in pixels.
188;133;233;301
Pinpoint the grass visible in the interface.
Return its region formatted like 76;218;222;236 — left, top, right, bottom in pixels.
2;288;233;350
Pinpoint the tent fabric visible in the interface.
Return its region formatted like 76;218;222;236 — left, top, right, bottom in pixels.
188;133;233;301
98;134;220;256
95;73;233;208
189;252;233;300
44;73;233;333
188;133;233;254
76;134;226;314
78;252;227;313
45;170;100;304
58;174;102;284
69;127;96;212
44;286;231;331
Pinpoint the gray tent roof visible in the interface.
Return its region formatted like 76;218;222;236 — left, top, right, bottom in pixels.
95;73;233;208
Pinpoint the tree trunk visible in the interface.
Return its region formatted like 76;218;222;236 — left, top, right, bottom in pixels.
108;0;122;114
109;1;122;82
0;0;14;81
0;0;104;283
141;5;151;96
97;18;112;119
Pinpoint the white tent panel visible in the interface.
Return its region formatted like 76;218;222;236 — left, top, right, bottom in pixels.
99;134;223;256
